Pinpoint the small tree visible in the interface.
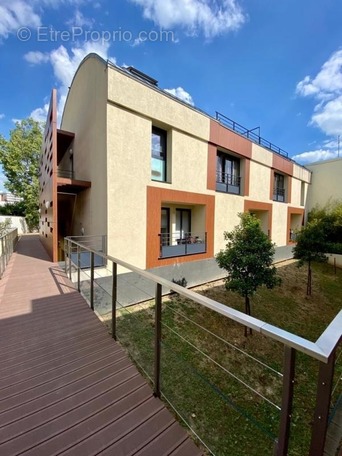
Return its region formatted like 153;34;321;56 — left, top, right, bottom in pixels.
292;220;327;296
216;213;281;336
0;118;42;232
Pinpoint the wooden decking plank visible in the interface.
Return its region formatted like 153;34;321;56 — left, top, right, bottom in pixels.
100;408;175;456
0;326;106;364
0;348;125;412
0;236;202;456
0;344;119;392
0;368;141;444
55;397;164;456
0;359;133;428
7;385;154;456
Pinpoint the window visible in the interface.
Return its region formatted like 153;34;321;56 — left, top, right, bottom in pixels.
216;152;241;194
151;127;167;182
273;173;285;202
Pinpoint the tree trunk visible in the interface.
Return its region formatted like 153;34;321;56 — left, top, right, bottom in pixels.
307;260;312;296
244;295;252;336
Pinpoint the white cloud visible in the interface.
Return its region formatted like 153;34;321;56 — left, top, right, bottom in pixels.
164;87;194;106
0;1;41;39
66;9;94;27
30;103;50;123
28;41;111;122
130;0;246;38
296;49;342;136
24;51;50;64
0;0;94;40
292;149;338;164
0;114;5;120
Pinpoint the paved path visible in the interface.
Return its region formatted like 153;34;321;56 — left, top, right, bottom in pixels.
0;235;202;456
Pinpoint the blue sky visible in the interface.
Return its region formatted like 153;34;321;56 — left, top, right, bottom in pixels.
0;0;342;191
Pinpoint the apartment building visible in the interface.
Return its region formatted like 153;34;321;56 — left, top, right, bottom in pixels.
39;53;311;274
306;157;342;211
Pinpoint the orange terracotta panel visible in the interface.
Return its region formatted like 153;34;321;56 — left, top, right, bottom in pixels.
146;187;215;269
273;154;294;176
244;200;273;239
207;143;217;190
287;207;304;245
210;120;252;158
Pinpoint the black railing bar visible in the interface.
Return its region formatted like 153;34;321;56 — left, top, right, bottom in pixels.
166;302;283;378
162;321;281;410
216;112;289;158
66;237;338;362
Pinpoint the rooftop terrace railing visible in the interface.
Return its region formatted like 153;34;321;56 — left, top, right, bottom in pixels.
216;112;290;158
64;236;341;456
0;228;18;279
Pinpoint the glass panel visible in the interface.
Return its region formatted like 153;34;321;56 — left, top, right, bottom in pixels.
151;127;167;181
176;209;191;240
161;208;169;245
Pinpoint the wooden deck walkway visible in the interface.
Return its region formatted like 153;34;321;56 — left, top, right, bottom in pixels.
0;235;202;456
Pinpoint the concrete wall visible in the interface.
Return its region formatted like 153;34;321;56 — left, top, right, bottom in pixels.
106;65;211;268
61;54;108;239
326;253;342;269
0;216;28;234
307;158;342;211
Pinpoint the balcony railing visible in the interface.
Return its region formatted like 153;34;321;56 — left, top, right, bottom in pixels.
216;112;289;158
159;232;207;258
273;187;285;202
216;172;241;195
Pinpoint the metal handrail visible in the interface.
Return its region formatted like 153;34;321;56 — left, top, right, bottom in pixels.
216;112;289;158
0;228;18;278
65;236;341;363
65;235;341;456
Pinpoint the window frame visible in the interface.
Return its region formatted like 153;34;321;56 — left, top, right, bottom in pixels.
151;126;167;182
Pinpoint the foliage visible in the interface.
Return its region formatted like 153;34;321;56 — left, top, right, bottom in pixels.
308;200;342;244
0;118;42;231
0;201;26;216
216;213;281;333
292;220;328;295
0;218;12;237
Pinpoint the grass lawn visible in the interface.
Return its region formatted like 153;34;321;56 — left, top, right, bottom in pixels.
103;261;342;456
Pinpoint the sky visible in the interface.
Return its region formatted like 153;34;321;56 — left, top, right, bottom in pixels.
0;0;342;191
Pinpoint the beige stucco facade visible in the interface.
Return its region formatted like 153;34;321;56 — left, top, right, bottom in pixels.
306;158;342;211
40;53;312;269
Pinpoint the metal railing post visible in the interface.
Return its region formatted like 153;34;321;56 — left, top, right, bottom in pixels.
64;239;67;274
112;262;117;340
77;245;81;292
276;347;296;456
90;251;94;311
68;240;72;280
154;283;162;398
309;352;336;456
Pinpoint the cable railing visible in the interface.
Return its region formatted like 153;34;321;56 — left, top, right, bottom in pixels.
0;228;18;278
64;236;342;456
216;112;289;158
